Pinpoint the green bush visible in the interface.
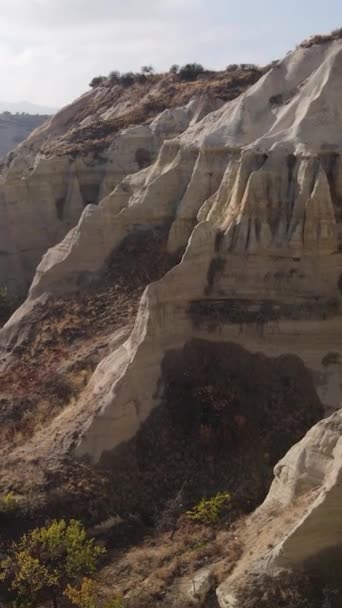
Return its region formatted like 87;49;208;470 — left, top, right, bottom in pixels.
65;577;123;608
186;492;231;525
0;491;18;514
0;519;105;608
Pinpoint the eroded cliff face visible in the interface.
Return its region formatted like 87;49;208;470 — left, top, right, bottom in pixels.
1;37;342;607
0;96;222;293
0;67;263;294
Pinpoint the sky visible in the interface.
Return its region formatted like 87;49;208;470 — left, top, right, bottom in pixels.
0;0;341;109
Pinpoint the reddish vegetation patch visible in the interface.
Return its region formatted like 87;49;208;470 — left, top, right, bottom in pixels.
0;228;179;447
100;339;323;522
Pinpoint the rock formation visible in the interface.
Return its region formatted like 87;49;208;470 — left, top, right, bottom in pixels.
0;67;262;293
1;34;342;607
216;409;342;607
0;98;216;293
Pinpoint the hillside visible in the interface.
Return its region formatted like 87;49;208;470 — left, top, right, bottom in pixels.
0;65;265;294
1;32;342;608
8;66;265;159
0;111;49;158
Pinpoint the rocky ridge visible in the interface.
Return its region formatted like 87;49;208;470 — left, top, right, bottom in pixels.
1;34;342;607
0;66;263;293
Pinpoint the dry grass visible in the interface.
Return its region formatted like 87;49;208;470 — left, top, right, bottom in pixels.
300;27;342;48
97;523;242;607
0;228;178;449
39;68;265;157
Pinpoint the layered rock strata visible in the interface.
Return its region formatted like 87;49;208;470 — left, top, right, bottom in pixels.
0;92;223;292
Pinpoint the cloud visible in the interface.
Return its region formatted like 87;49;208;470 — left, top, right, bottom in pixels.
0;0;303;107
0;0;199;27
0;0;215;106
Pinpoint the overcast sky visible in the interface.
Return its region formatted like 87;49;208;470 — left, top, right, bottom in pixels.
1;0;341;108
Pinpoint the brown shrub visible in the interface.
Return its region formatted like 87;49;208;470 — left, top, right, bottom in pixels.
300;28;342;48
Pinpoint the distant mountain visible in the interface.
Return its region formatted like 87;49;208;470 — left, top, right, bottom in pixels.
0;112;50;159
0;100;58;115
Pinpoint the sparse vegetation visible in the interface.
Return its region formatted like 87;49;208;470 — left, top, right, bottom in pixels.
300;27;342;48
226;63;260;72
186;492;231;525
97;525;241;608
89;76;106;88
269;93;283;106
65;578;123;608
0;491;18;514
118;72;135;87
239;62;259;70
108;71;121;85
226;63;239;72
57;63;265;155
0;286;20;326
178;62;205;81
48;373;75;403
141;65;155;76
169;64;180;74
0;519;105;608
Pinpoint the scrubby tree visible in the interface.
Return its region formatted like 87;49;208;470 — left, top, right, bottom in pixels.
239;63;259;70
89;76;106;88
120;72;136;86
186;492;231;525
0;519;105;608
0;491;18;514
178;63;205;81
169;64;180;75
108;70;121;84
65;577;123;608
226;63;239;72
141;65;155;76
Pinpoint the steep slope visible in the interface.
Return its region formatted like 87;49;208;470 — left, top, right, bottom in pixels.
1;35;342;607
0;67;263;294
216;409;342;607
